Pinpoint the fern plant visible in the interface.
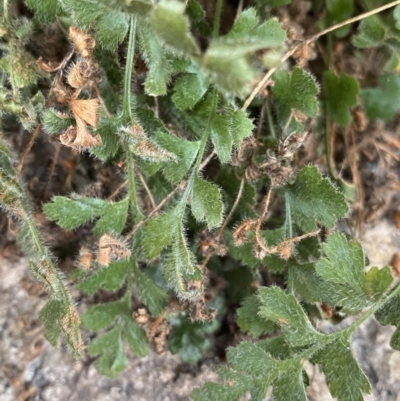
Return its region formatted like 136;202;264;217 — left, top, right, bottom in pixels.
2;0;400;399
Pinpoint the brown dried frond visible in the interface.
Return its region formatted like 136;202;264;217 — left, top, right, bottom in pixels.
191;298;216;322
60;117;101;150
61;306;83;353
60;126;77;147
97;234;131;266
69;26;96;58
36;56;59;72
52;82;71;105
390;253;400;278
71;97;99;127
77;246;94;269
231;137;258;166
245;163;261;182
67;63;88;90
259;159;292;187
233;219;256;246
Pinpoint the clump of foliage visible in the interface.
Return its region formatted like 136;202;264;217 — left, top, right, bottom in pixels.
2;0;400;399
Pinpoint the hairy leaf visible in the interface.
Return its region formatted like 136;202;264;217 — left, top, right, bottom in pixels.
149;0;200;56
231;109;254;148
81;298;127;331
237;295;276;336
39;299;64;346
138;21;171;96
353;16;386;48
25;0;61;22
142;210;178;260
43;196;107;230
313;336;371;401
375;290;400;350
272;67;319;130
284;166;348;231
211;112;233;163
191;176;223;228
324;70;359;126
153;131;200;183
172;73;210;110
362;73;400;122
133;263;168;316
94;199;129;237
78;260;130;294
258;286;323;347
87;325;128;378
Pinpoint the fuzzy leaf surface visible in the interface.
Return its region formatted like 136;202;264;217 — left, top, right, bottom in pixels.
138;22;171;96
316;233;392;311
231;109;254;148
43;196;107;230
94;199;129;237
172;73;210;110
78;260;130;295
25;0;61;22
39;299;64;346
258;286;322;347
191;176;223;228
375;290;400;350
211;112;233;163
284;166;348;231
87;325;128;378
149;0;199;56
272;67;319;129
352;16;386;48
133;264;168;316
324;71;359;126
237;295;276;336
142;210;178;260
313;336;371;401
153;131;200;184
203;10;285;95
362;74;400;122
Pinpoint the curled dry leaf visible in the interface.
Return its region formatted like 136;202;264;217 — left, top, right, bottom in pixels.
97;234;131;266
69;26;96;58
71;97;99;127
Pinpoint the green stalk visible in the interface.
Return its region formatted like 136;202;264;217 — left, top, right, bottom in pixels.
213;0;223;38
284;192;294;294
123;17;137;120
122;16;143;221
178;89;218;216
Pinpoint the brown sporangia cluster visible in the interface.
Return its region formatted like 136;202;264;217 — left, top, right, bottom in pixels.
232;219;256;246
134;308;171;355
232;131;307;186
97;234;131;266
38;26;103;150
77;246;94;269
198;229;227;258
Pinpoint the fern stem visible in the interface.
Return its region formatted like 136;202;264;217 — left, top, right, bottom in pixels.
123;16;143;221
21;202;73;317
123;17;137;121
213;0;223;38
178;88;218;214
